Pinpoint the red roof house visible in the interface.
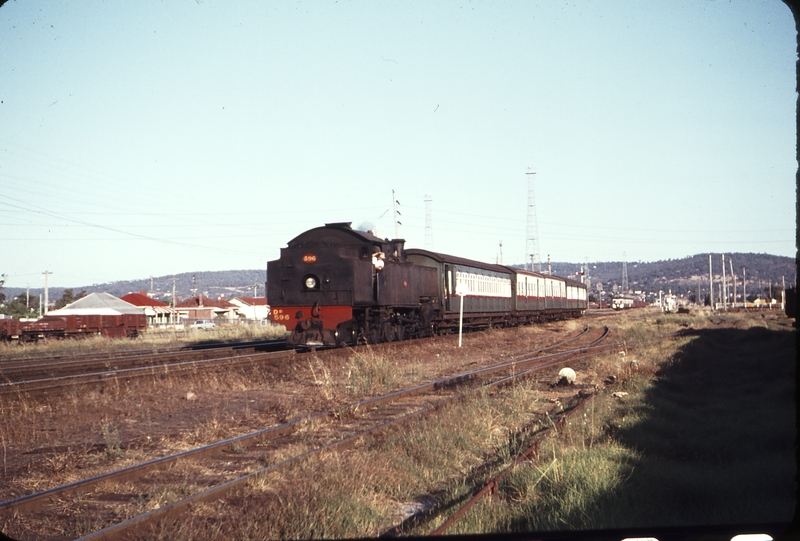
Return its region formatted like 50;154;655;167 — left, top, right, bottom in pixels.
121;291;178;326
175;295;238;321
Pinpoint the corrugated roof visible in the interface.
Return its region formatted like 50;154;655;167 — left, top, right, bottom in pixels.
232;297;268;306
120;293;169;307
175;295;234;309
48;292;145;315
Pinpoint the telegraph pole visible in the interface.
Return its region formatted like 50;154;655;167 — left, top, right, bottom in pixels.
729;258;735;307
42;270;52;315
782;276;786;310
584;257;589;288
392;190;401;239
743;267;746;308
708;255;714;310
424;195;434;250
721;254;727;311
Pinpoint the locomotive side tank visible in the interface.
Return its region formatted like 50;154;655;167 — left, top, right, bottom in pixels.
267;222;438;347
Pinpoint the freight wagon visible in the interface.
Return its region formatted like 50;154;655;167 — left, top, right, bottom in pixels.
0;313;146;342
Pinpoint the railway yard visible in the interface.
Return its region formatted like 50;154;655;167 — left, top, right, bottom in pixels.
0;308;795;540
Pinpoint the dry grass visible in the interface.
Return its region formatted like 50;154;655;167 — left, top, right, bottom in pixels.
127;379;553;541
5;310;793;541
0;323;289;360
433;311;797;536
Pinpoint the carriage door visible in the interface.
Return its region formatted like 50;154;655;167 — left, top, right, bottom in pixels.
444;265;452;312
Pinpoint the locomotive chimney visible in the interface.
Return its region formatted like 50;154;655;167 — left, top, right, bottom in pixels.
391;239;406;260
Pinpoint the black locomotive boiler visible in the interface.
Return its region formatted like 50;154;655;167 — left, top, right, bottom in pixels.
267;222;587;347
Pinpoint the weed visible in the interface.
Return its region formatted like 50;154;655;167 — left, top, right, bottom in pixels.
100;422;122;459
229;440;245;453
345;348;397;394
308;356;336;400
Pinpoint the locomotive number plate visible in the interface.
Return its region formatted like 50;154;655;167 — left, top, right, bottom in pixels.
271;308;293;322
302;254;317;263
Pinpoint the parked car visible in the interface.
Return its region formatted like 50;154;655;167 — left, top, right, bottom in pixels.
190;319;216;330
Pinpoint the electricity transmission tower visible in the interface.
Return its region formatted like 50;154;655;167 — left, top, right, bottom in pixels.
622;253;629;292
525;169;541;272
424;194;434;250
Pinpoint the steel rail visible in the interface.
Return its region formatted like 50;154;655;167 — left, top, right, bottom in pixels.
0;339;286;369
75;336;613;541
426;330;696;536
0;349;295;397
533;324;592;353
0;330;609;517
0;345;185;365
0;339;286;376
430;393;592;536
0;348;249;381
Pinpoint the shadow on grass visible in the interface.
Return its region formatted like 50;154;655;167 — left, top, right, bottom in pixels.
510;325;797;540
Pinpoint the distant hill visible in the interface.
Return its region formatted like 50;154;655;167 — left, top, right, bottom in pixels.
2;270;266;307
540;253;796;301
2;253;794;307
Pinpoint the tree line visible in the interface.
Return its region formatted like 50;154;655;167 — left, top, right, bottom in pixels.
0;283;86;318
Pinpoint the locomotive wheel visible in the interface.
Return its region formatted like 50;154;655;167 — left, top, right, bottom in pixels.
394;324;405;341
382;322;395;342
368;326;381;344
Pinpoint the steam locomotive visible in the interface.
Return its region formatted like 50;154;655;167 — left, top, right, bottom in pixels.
267;222;587;347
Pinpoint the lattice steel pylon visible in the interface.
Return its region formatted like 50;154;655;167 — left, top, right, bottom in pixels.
424;194;434;250
622;252;629;292
525;169;541;272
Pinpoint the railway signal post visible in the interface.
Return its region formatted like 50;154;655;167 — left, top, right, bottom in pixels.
456;282;469;347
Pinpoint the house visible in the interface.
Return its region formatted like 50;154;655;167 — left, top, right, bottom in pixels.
175;295;238;322
120;291;179;327
229;297;270;321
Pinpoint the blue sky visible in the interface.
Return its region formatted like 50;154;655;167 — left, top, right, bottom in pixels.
1;0;796;288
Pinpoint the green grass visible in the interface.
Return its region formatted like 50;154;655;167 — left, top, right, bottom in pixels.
446;322;797;536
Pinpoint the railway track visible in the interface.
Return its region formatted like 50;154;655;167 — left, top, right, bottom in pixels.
0;341;288;399
1;326;615;540
0;324;596;400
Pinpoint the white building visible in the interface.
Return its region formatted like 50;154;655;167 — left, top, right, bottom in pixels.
229;297;270;321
